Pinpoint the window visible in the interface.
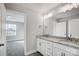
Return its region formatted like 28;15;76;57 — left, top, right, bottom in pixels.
6;24;16;36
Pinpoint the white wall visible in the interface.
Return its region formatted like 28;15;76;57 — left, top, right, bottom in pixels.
26;12;43;53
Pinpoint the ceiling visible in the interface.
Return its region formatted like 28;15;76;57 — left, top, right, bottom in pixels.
5;3;79;20
5;3;60;14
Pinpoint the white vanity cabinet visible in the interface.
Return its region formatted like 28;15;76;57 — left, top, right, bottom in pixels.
37;38;79;56
37;38;53;56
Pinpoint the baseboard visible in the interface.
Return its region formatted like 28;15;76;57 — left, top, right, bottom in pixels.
25;50;37;56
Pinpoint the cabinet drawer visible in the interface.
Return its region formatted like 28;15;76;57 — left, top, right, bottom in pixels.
46;51;52;56
46;41;52;45
46;47;52;51
41;46;46;50
41;39;46;43
46;41;53;47
46;49;52;53
53;43;66;50
65;51;75;56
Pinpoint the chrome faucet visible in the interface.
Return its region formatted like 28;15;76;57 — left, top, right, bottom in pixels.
67;34;72;41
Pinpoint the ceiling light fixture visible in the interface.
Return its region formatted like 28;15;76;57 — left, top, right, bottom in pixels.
44;12;53;19
59;3;79;13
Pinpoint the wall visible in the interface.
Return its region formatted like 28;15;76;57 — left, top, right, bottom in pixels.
26;12;43;53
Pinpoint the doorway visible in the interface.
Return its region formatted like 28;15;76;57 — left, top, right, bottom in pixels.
6;10;25;56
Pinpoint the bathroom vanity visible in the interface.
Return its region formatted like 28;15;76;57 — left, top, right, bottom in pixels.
36;4;79;56
37;35;79;56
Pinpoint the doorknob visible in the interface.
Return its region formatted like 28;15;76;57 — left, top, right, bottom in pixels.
0;44;4;47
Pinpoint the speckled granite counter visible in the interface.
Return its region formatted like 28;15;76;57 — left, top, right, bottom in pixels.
36;35;79;49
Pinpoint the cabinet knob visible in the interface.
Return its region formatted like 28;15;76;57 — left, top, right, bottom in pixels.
61;53;63;56
61;52;65;56
63;53;65;56
39;43;41;46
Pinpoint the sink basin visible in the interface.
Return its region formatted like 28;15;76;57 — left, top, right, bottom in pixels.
42;35;50;37
59;39;79;46
60;39;75;42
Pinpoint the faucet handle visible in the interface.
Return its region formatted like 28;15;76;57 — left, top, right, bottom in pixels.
70;34;72;38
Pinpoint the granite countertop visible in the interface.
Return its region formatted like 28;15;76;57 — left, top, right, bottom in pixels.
36;35;79;49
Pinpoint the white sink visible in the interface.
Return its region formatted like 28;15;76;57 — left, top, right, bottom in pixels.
59;39;79;47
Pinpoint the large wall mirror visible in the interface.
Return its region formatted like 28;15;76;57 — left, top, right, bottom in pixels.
43;18;66;37
43;3;79;38
43;16;79;39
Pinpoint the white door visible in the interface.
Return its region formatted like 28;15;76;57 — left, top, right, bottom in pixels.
0;3;6;56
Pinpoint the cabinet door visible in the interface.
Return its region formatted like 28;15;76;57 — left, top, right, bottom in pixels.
65;51;75;56
53;47;75;56
37;39;46;56
0;3;6;56
46;41;53;56
53;47;66;56
53;47;61;56
40;39;46;55
37;38;41;52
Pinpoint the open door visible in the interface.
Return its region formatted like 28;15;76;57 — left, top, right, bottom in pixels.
6;10;25;56
0;3;6;56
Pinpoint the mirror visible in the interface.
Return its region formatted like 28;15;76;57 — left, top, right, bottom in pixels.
68;18;79;38
43;18;66;37
43;4;79;38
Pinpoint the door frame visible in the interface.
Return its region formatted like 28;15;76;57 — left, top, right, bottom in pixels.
6;9;27;56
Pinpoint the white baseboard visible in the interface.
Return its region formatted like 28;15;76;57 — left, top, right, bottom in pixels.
25;50;37;56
